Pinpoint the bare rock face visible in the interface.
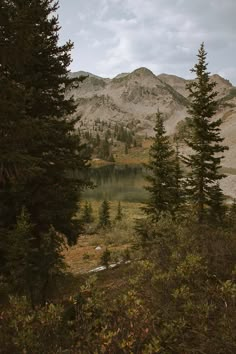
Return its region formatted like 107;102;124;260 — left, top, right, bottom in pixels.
210;74;233;99
67;67;236;168
157;73;188;97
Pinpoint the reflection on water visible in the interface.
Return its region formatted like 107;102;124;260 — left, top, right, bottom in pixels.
82;164;236;202
83;165;148;202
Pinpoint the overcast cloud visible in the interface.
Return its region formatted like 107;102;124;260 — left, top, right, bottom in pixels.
58;0;236;84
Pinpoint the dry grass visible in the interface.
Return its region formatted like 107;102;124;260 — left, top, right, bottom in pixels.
114;140;152;165
90;139;152;166
77;200;144;224
64;201;144;275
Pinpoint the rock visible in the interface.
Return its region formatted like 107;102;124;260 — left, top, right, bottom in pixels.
66;67;236;168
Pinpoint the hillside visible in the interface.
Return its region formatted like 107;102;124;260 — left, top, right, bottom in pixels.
67;67;236;168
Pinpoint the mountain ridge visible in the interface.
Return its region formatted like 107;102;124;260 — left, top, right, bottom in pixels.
67;67;236;168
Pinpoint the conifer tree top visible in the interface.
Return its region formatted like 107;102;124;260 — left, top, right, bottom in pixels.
186;42;218;119
184;43;228;224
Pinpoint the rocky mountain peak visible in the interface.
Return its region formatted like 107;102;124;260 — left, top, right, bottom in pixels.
131;67;156;78
209;74;233;98
211;74;232;87
114;72;129;79
66;67;236;167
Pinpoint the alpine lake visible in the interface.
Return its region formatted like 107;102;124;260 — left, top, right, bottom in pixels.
82;164;236;203
82;164;148;203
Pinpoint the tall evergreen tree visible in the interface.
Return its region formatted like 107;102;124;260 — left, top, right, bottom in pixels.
99;200;111;228
144;111;180;221
0;0;89;302
184;43;228;223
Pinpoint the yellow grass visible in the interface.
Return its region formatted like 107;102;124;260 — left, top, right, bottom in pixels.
90;139;153;166
64;201;144;275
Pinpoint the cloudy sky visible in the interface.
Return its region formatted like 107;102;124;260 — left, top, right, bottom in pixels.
57;0;236;84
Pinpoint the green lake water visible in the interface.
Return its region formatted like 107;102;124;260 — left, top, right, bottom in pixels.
82;165;236;203
82;164;148;202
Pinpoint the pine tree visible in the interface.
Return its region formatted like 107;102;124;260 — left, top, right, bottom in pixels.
99;200;111;228
115;201;123;221
173;141;185;214
144;111;178;221
184;43;228;223
82;201;93;224
6;208;35;297
6;208;65;306
0;0;89;237
100;248;111;269
99;138;110;160
0;0;89;301
0;0;41;229
96;133;100;146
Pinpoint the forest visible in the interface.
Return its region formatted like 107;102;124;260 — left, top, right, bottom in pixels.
0;1;236;353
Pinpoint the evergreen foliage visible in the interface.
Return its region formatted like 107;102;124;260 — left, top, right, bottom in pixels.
144;111;183;221
115;201;123;221
0;0;89;303
227;199;236;228
81;201;93;224
173;140;185;214
1;9;235;351
175;117;192;142
184;43;228;223
98;138;110;160
6;209;35;296
99;200;111;228
100;248;111;269
6;208;65;306
95;132;100;146
116;124;134;147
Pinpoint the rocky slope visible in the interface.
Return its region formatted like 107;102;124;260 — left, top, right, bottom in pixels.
67;67;236;169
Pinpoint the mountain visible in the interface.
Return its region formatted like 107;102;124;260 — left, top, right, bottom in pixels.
67;67;236;168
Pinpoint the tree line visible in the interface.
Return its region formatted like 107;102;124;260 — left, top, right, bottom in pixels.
81;199;123;228
0;0;235;352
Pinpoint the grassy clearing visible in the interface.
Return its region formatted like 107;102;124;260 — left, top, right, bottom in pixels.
54;261;135;303
64;201;144;275
114;140;151;165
